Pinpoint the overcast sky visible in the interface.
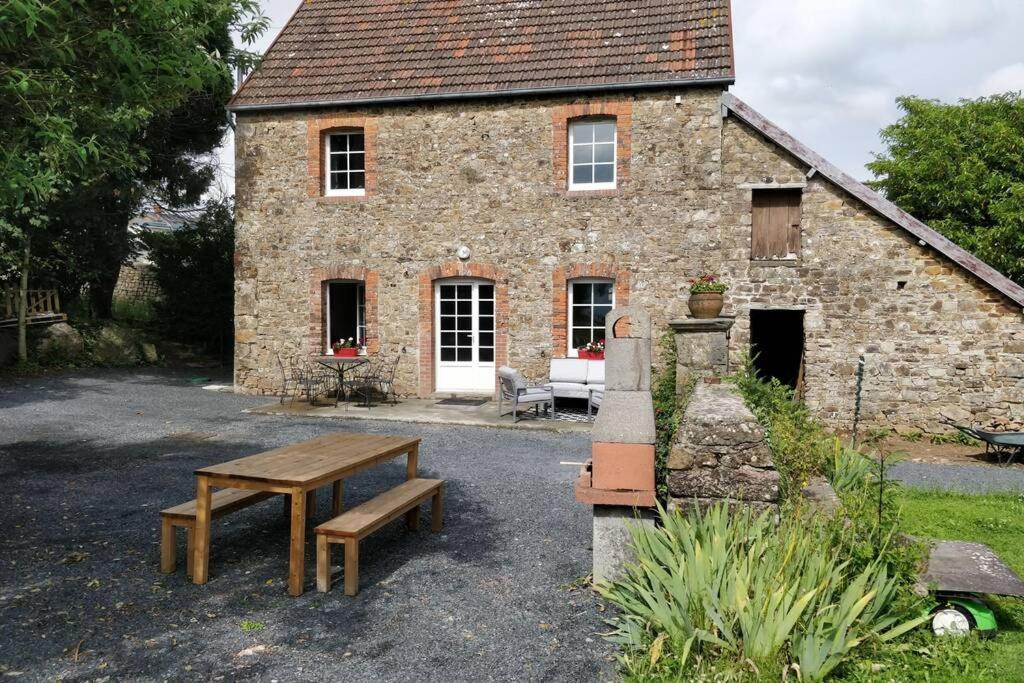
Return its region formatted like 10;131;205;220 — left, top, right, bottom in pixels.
216;0;1024;192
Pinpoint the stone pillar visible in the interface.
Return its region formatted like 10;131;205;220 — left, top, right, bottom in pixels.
669;317;735;393
667;382;781;514
574;306;657;583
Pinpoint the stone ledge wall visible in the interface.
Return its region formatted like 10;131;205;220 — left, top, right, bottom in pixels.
114;264;160;302
667;381;780;513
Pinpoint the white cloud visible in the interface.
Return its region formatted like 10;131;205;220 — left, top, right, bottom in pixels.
976;63;1024;97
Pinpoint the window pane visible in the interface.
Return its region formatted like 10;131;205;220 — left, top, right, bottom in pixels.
349;153;365;171
330;154;348;172
594;122;616;143
329;135;345;153
479;332;494;347
572;282;593;304
457;348;472;362
441;348;456;361
479;300;494;315
349;133;364;152
593;305;612;328
329;172;346;190
440;285;456;299
572;328;592;348
478;285;494;300
594;163;615;183
441;332;456;347
479;348;494;363
573;165;593;185
573;305;592;327
457;332;473;347
456;285;472;299
593;282;614;304
594;143;614;163
440;315;456;332
479;315;494;331
349;172;365;189
574;144;593;164
457;316;472;331
457;300;471;315
573;122;594;142
440;300;455;315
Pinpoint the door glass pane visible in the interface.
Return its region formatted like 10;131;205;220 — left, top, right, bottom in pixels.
440;300;455;315
457;348;472;362
440;285;456;299
457;300;472;314
440;315;455;332
441;332;456;346
479;348;494;363
441;348;456;361
479;332;494;347
593;282;614;304
478;285;494;300
457;316;472;331
457;332;473;347
479;316;494;332
479;300;494;315
456;285;472;299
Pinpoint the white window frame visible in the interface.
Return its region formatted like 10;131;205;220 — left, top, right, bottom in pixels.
323;131;367;198
567;277;615;357
568;119;617;191
324;281;366;352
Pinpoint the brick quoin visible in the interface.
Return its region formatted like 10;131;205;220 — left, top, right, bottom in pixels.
309;265;380;354
306;115;378;202
417;262;509;397
552;264;630;358
551;101;632;195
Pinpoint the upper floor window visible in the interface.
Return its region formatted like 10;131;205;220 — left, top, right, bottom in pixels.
324;130;366;197
569;119;617;191
751;189;802;261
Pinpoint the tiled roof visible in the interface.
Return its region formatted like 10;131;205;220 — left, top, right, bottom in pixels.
722;93;1024;308
229;0;735;110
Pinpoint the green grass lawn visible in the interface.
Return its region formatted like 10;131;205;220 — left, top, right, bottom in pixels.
885;489;1024;682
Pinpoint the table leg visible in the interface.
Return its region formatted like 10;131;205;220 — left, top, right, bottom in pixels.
406;443;419;480
331;480;344;516
288;487;307;596
192;475;213;585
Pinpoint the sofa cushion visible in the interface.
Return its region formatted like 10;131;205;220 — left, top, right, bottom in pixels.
585;360;605;385
545;381;591;399
549;358;588;384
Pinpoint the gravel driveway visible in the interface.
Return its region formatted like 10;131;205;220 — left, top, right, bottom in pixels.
0;369;613;682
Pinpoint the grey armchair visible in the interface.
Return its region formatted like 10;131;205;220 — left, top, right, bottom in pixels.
498;366;555;423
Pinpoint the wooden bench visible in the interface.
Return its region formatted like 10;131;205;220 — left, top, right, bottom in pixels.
160;489;277;575
315;478;444;595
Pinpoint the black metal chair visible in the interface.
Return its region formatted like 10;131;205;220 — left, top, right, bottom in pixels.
343;357;381;408
376;355;401;405
302;360;338;405
276;352;305;404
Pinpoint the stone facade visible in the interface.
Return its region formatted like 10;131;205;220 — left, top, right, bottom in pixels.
113;264;160;302
234;85;1024;431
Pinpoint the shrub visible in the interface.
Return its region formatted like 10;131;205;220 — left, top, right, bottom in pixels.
144;198;234;356
599;504;928;681
652;332;687;503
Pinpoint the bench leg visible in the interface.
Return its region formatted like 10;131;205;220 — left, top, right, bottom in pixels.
160;518;176;573
343;539;359;596
316;535;331;593
305;489;317;519
331;480;344;516
432;488;444;533
186;526;196;577
406;504;420;531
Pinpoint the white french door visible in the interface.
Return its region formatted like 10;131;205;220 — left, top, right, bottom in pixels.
435;279;496;393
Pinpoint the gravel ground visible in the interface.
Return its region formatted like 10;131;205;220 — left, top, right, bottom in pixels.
0;368;614;682
891;461;1024;494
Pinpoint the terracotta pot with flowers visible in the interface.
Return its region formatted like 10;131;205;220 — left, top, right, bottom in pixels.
332;337;359;357
577;339;605;360
688;273;728;319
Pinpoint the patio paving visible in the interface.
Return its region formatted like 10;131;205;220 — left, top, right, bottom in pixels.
0;368;614;681
248;395;594;433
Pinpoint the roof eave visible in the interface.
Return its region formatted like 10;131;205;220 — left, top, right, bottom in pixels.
721;92;1024;309
227;76;736;112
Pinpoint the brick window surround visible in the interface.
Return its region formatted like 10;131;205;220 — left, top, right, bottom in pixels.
552;101;632;195
306;115;378;202
552;264;630;358
309;265;379;354
417;262;509;397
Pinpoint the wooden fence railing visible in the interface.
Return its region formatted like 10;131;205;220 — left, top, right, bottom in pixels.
0;288;66;327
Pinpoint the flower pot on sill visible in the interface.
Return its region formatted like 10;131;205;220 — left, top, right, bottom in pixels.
334;348;358;358
578;350;605;360
688;292;724;319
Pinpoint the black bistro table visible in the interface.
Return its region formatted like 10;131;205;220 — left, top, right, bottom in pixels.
313;355;369;406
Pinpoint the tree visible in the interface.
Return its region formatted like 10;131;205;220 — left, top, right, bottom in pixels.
0;0;266;361
868;94;1024;284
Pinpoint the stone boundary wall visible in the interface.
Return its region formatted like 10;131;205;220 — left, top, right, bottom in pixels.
113;264;160;302
667;381;781;513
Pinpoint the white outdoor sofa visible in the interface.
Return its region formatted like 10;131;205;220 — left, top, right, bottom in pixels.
545;358;605;416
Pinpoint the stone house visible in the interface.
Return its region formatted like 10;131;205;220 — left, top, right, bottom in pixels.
229;0;1024;431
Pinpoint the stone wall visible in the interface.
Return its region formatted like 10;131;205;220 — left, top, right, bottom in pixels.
233;86;1024;431
113;264;160;302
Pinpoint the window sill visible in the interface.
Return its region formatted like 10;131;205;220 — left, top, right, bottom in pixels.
563;188;621;198
751;258;801;268
317;194;369;204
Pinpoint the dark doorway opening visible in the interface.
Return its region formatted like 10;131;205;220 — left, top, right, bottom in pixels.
750;309;805;390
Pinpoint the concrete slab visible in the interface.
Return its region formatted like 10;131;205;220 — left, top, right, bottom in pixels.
922;540;1024;597
247;397;592;433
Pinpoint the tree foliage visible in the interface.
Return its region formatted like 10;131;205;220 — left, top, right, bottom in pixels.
868;94;1024;284
144;199;235;354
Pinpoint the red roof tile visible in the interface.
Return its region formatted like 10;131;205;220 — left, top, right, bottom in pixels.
230;0;735;110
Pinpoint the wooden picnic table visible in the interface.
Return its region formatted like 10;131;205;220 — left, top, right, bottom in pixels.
191;432;420;596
